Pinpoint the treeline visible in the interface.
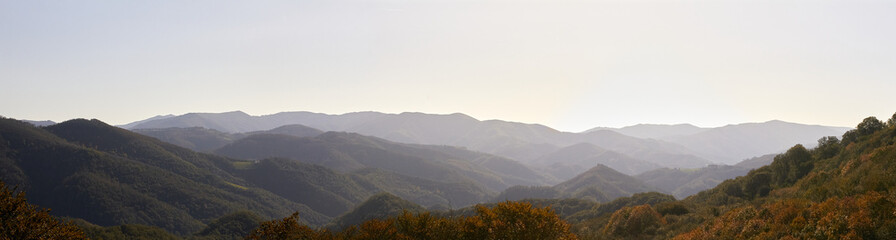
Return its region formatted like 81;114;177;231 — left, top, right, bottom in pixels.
247;201;577;240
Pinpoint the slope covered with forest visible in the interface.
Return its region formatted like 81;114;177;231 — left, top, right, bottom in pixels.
0;117;525;238
572;114;896;239
0;118;327;234
4;113;892;239
241;113;896;240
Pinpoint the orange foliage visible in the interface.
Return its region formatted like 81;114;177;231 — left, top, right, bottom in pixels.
247;201;577;240
247;212;335;240
603;204;666;237
674;191;896;239
0;181;87;240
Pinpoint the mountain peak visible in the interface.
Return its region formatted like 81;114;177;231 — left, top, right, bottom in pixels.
553;163;659;202
329;192;424;230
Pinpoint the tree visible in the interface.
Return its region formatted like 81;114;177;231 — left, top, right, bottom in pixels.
194;211;264;239
247;202;577;240
0;181;87;239
770;145;813;186
814;136;841;159
654;201;689;216
743;171;772;198
888;112;896;127
842;129;859;146
675;191;896;239
393;212;459;240
468;201;578;240
857;116;885;136
603;204;665;237
245;212;333;240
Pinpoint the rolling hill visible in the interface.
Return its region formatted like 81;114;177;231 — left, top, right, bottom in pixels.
214;131;552;191
494;164;660;203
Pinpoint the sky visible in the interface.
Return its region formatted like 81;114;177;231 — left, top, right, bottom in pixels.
2;0;895;132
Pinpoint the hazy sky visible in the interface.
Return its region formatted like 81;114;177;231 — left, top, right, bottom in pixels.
2;0;895;132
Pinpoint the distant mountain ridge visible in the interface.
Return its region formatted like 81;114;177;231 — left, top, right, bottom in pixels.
663;120;850;164
124;111;711;171
587;123;707;139
118;114;175;129
592;121;849;164
21;119;57;127
133;124;323;152
123;111;850;172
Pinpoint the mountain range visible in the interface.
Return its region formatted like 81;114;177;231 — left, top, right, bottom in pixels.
263;114;896;239
3;112;890;239
124;111;849;172
0;117;542;235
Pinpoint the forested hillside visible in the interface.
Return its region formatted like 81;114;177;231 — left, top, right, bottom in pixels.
3;113;892;239
0;117;551;238
0;118;328;234
574;114;896;239
245;113;896;239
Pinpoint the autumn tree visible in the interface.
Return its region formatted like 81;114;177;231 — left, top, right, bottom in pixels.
245;212;334;240
246;201;577;240
603;204;665;237
843;116;887;145
0;181;87;239
742;171;772;198
857;116;885;135
888;112;896;127
769;144;813;186
464;201;578;240
392;212;459;240
675;191;896;239
814;136;841;159
342;218;408;240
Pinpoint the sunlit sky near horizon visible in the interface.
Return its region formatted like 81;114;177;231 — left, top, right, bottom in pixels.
2;0;895;132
